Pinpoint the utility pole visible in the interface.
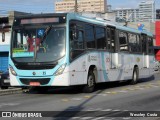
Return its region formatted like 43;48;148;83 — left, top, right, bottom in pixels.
75;0;78;12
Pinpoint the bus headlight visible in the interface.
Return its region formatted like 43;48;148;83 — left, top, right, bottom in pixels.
54;63;66;76
10;66;17;76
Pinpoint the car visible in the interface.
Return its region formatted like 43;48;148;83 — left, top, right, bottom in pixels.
0;70;10;89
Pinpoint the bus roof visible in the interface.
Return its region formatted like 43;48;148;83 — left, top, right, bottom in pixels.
13;12;153;37
67;13;152;35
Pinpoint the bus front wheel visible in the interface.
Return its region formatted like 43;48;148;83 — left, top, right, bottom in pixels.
130;67;139;85
82;71;96;93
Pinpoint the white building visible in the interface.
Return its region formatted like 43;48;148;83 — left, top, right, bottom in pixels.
139;0;155;22
114;8;140;22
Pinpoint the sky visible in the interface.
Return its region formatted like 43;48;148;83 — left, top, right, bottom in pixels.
0;0;159;15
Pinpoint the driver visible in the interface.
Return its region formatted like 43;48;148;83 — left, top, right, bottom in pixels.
27;34;41;52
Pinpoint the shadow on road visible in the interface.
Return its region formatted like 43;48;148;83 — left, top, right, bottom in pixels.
25;73;156;95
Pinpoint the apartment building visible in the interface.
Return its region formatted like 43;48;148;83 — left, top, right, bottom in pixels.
139;0;155;22
55;0;107;13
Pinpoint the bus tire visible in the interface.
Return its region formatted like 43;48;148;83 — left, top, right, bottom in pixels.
82;71;96;93
130;67;139;85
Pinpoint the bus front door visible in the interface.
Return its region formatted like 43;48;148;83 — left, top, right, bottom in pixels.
141;34;149;68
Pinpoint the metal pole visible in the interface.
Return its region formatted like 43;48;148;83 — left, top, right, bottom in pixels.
75;0;78;12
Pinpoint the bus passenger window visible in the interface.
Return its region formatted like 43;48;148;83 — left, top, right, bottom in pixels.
2;32;5;42
96;27;106;49
85;25;95;49
148;37;153;54
119;31;128;51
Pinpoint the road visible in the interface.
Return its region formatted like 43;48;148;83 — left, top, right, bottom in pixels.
0;73;160;120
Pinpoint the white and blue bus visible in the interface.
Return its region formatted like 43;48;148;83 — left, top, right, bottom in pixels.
9;13;155;92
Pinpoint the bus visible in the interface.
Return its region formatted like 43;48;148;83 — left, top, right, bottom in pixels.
9;13;155;93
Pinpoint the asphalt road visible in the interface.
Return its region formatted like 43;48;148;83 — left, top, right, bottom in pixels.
0;72;160;120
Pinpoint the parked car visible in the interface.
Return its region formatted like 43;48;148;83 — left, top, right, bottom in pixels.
0;70;10;89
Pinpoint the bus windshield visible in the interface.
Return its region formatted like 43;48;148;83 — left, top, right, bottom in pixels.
11;26;65;63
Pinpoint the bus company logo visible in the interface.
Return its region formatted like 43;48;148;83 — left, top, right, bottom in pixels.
136;58;140;62
32;72;36;75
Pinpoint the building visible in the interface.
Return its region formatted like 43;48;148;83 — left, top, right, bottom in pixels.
156;9;160;19
114;8;139;22
138;0;155;22
55;0;107;13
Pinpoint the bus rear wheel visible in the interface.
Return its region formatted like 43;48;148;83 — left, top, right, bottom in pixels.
83;71;96;93
130;67;139;85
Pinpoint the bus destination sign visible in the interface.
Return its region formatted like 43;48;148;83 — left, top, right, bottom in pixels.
21;18;59;24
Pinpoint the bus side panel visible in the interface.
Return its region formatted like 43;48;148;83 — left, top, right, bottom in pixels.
69;55;86;85
149;55;156;75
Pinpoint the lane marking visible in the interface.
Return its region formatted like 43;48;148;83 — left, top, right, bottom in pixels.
110;92;118;94
71;98;83;101
91;117;106;120
96;94;107;96
122;117;131;120
118;90;128;93
71;117;81;119
84;96;91;98
61;99;69;102
112;109;120;111
105;92;112;94
101;109;112;111
81;117;93;120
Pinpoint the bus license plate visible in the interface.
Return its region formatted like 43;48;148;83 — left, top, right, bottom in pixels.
29;82;40;86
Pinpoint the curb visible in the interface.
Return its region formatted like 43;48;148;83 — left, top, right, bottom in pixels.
0;88;23;96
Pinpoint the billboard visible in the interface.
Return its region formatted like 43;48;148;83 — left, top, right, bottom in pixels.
155;21;160;61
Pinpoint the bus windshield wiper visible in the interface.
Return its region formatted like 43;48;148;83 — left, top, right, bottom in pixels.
41;26;52;43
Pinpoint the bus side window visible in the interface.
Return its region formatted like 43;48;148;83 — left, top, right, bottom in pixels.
2;32;5;42
69;22;85;61
107;28;115;52
119;31;128;51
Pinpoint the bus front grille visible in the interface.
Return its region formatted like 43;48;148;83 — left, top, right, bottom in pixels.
16;65;55;70
20;78;50;85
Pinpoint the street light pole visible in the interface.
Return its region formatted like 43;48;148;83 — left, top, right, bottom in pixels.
75;0;78;12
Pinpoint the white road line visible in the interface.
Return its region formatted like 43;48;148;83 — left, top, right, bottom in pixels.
71;98;83;101
71;117;81;119
81;117;93;120
134;88;144;90
118;90;128;93
112;109;120;112
91;117;106;120
150;85;159;88
86;108;102;111
122;117;131;120
101;109;112;111
96;94;107;96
